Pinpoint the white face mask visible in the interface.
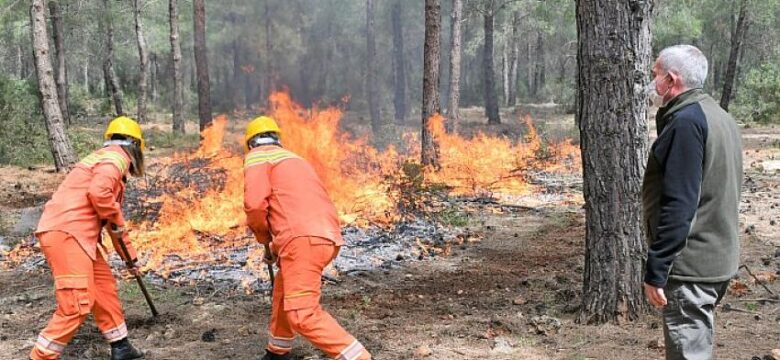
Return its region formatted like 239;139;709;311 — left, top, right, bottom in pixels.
647;80;664;107
647;75;672;107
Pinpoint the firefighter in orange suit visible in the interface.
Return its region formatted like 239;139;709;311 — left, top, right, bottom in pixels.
30;116;145;360
243;116;372;360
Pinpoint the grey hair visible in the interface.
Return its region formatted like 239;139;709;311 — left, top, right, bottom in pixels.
658;45;708;89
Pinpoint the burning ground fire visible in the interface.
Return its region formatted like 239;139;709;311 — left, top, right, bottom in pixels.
7;92;581;290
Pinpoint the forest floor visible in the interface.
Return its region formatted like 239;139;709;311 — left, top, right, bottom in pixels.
1;109;779;359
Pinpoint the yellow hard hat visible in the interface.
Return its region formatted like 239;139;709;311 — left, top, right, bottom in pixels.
245;116;281;150
105;116;145;150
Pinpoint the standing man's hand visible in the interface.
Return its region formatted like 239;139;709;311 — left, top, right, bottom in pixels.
644;283;668;308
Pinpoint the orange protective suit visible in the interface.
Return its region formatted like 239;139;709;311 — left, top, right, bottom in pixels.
31;146;133;360
244;145;370;360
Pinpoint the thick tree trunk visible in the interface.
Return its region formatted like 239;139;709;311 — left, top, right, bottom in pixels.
169;0;185;134
422;0;441;167
30;0;76;171
366;0;381;135
391;0;407;125
103;0;124;116
507;11;519;107
193;0;212;131
483;12;501;124
576;0;652;324
446;0;462;132
720;0;749;111
48;0;70;126
133;0;149;122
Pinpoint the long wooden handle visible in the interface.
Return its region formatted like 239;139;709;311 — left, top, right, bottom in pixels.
263;243;275;286
112;226;159;318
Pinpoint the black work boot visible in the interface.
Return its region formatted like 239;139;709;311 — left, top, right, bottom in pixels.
110;338;144;360
261;350;291;360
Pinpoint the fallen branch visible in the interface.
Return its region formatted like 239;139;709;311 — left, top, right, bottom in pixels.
734;298;780;303
739;264;777;297
722;303;763;315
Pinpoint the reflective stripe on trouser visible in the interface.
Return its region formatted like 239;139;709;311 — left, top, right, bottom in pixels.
662;279;730;360
30;231;128;360
267;236;371;360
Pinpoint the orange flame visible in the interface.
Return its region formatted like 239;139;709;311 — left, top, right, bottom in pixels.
129;93;580;272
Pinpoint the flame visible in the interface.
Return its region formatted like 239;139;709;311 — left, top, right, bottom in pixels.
127;92;580;272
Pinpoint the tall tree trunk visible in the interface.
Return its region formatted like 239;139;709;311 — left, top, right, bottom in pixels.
507;11;519;107
150;52;159;102
502;39;509;106
446;0;462;132
30;0;76;171
103;0;124;116
391;0;407;125
576;0;652;324
193;0;212;131
422;0;441;167
133;0;149;122
17;42;23;79
534;31;546;100
48;0;70;126
483;12;501;124
83;57;89;93
169;0;184;134
366;0;381;135
264;1;274;107
720;0;749;111
526;41;533;95
232;39;242;110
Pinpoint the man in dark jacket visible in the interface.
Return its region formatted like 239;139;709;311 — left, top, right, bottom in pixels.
643;44;743;360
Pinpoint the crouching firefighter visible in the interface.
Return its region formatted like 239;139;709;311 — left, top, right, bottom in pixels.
30;116;146;360
243;116;372;360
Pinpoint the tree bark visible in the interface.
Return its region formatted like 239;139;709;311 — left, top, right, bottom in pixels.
30;0;76;172
133;0;149;123
391;0;407;125
422;0;441;167
576;0;653;324
483;11;501;124
48;0;70;126
446;0;462;132
169;0;184;134
193;0;212;131
103;0;124;116
720;0;749;111
507;11;519;107
366;0;381;134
